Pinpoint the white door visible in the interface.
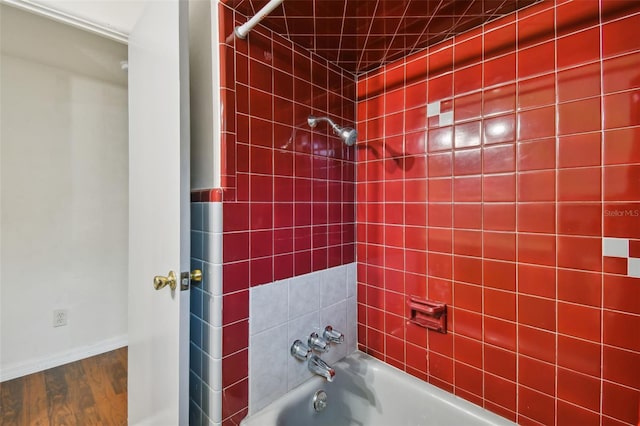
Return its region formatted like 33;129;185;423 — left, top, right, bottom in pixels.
128;0;190;424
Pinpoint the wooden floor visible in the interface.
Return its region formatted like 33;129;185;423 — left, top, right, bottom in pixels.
0;347;127;426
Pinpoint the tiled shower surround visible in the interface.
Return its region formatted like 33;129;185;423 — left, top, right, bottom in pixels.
356;1;640;425
190;2;358;424
192;0;640;425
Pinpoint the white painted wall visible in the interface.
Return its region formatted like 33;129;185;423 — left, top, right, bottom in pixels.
0;5;129;380
188;0;218;190
28;0;144;34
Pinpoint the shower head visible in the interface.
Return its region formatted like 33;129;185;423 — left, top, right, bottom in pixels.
308;115;357;146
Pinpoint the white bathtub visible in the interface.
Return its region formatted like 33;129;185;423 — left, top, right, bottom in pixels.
241;351;515;426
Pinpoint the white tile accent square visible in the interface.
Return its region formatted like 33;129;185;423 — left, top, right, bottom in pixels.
288;275;319;319
628;257;640;278
346;263;357;297
203;325;222;359
202;353;222;391
210;295;222;327
603;237;629;258
319;301;346;336
203;261;222;296
201;292;212;325
203;232;223;265
204;202;223;233
427;101;440;117
440;110;454;126
250;281;288;335
249;323;288;413
346;296;358;355
320;266;347;308
202;384;222;423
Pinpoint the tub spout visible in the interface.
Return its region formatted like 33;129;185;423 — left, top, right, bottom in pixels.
308;355;335;382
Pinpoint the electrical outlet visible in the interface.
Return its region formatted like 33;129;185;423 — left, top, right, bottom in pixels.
53;309;68;327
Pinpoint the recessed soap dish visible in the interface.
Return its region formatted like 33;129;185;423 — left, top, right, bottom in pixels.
408;296;447;333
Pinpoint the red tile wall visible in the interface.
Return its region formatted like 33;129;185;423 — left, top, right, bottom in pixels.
356;1;640;425
217;5;356;424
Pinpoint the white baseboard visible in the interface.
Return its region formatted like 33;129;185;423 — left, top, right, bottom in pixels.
0;334;128;382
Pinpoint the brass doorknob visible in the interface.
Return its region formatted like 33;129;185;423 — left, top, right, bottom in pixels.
191;269;203;283
154;271;177;291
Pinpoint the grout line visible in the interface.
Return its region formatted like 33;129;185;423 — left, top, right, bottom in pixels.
379;1;414;66
355;0;380;74
598;0;606;424
551;2;560;423
479;19;486;410
514;2;521;419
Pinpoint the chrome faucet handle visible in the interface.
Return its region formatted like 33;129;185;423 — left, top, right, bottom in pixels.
290;340;311;361
323;325;344;344
308;332;329;353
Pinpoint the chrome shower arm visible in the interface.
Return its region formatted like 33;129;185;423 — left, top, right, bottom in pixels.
307;115;339;131
307;115;357;146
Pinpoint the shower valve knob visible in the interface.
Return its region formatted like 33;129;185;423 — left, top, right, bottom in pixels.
308;332;329;353
290;340;311;361
323;325;344;344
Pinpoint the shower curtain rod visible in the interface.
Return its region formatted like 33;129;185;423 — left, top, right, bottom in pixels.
234;0;284;39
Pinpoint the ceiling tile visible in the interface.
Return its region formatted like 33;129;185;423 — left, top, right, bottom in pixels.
229;0;542;74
